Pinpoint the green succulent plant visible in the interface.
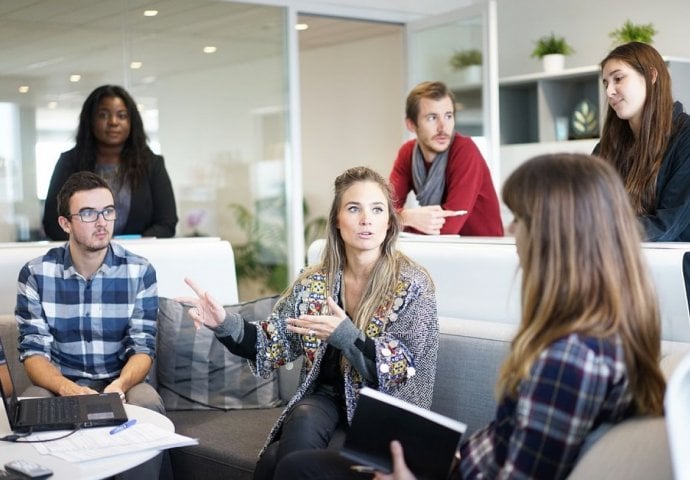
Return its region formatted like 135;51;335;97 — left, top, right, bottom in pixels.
530;33;574;59
609;20;657;45
449;49;482;70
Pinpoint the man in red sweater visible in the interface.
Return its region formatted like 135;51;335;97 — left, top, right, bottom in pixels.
389;81;503;236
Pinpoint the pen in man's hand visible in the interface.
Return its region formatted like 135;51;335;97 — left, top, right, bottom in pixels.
110;419;137;435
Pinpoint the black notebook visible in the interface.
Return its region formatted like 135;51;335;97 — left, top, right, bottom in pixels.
0;336;128;433
341;387;467;480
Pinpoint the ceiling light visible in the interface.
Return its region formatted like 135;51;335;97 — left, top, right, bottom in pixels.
69;74;81;82
18;85;29;93
48;101;58;109
295;23;309;31
144;10;158;17
130;61;143;69
203;46;217;54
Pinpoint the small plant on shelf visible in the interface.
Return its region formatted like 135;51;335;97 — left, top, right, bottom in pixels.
530;33;574;59
449;49;482;70
609;20;657;45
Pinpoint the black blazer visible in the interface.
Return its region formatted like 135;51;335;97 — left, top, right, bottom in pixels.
42;149;178;240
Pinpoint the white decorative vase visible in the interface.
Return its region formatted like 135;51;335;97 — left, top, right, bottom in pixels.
463;65;482;84
542;54;565;73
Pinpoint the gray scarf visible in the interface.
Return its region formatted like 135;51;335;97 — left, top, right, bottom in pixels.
412;141;450;206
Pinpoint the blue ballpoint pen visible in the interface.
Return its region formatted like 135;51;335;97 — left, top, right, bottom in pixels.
110;419;137;435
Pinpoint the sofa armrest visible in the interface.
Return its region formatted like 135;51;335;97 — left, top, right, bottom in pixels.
0;314;31;395
567;416;672;479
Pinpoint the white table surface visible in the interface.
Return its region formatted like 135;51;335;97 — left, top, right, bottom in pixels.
0;404;174;480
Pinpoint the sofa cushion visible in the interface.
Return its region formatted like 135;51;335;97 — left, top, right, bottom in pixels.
156;296;281;410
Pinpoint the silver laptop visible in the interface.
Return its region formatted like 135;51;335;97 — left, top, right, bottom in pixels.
0;336;128;433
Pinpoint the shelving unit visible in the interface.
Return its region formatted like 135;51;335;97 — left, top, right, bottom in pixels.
499;65;602;145
495;58;690;227
498;58;690;147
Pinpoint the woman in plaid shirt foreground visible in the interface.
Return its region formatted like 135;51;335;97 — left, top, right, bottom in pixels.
278;153;666;479
450;153;666;479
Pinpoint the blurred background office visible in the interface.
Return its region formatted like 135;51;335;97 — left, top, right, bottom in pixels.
0;0;688;299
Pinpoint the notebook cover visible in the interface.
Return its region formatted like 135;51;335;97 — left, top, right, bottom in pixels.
340;387;466;480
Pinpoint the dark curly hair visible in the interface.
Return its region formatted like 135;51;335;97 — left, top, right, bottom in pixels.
74;85;153;187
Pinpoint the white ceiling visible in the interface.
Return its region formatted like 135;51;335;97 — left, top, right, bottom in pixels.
0;0;404;111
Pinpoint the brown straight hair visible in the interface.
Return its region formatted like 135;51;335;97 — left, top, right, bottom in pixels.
500;153;665;415
598;42;674;215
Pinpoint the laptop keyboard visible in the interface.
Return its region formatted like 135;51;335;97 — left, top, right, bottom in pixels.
0;470;24;480
32;397;81;424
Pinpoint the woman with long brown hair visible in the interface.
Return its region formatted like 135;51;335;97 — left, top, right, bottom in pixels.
432;153;665;479
596;40;690;313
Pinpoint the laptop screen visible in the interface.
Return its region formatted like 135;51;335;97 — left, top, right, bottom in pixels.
0;337;19;425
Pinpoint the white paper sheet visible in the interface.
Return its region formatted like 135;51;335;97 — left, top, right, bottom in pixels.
29;422;198;463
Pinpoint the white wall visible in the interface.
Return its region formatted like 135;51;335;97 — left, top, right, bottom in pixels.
300;31;406;221
496;0;690;77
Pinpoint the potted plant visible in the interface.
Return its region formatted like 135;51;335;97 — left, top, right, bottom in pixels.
449;49;483;84
448;48;482;83
531;33;574;73
609;20;657;45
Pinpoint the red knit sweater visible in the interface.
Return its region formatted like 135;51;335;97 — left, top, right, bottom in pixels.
389;132;504;236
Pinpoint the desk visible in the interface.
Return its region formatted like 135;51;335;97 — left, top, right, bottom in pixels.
0;405;173;479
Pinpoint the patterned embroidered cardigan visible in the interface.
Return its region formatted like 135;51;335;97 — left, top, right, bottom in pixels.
249;261;439;457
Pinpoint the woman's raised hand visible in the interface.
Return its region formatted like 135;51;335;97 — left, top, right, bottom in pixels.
176;277;226;329
286;296;347;340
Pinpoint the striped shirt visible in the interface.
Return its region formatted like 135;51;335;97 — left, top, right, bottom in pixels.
15;242;158;381
459;333;634;479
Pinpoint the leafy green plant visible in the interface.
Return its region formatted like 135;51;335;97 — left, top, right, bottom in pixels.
609;20;657;45
229;197;326;296
530;33;574;58
228;199;287;294
449;49;482;70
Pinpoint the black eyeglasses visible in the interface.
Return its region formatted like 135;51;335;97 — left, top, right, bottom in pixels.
69;207;117;223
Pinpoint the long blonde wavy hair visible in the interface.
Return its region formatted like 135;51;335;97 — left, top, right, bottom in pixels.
294;166;413;330
499;153;665;415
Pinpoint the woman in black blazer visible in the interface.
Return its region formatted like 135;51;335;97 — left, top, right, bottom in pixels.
43;85;178;240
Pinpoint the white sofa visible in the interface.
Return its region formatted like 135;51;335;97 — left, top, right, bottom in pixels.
0;237;239;315
310;236;690;358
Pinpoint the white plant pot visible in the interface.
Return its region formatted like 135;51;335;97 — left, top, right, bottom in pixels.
463;65;482;84
542;54;565;73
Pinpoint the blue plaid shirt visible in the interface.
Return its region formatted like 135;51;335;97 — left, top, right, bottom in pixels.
15;242;158;382
458;333;634;480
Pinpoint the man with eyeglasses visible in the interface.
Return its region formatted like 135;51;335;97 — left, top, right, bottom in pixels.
15;171;164;413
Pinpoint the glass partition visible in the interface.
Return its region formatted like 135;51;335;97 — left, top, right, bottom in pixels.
408;15;485;136
406;1;499;183
0;1;292;298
